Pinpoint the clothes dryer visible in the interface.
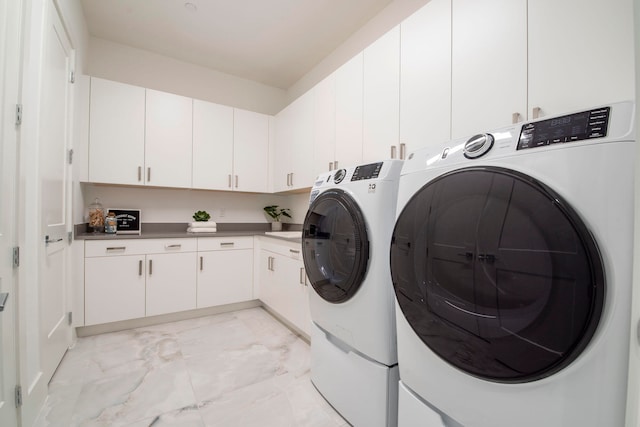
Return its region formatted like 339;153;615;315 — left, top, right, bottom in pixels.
303;160;403;427
390;102;635;427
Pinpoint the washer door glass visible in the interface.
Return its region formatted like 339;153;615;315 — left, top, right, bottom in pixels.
390;167;605;383
303;189;369;303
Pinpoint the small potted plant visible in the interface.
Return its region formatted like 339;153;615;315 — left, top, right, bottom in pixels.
263;205;291;231
192;210;211;222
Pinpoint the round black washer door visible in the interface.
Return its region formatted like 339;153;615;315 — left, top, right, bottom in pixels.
390;166;605;383
303;189;369;303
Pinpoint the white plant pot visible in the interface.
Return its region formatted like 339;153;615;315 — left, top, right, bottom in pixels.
271;222;283;231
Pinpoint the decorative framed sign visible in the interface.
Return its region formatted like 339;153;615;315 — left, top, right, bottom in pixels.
108;209;141;234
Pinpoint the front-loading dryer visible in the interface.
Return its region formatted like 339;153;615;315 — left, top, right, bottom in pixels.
303;159;403;427
390;102;635;427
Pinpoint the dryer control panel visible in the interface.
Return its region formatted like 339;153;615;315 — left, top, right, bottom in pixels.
517;107;610;150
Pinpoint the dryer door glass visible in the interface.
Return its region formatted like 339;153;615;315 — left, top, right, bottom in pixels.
303;189;369;303
390;167;604;383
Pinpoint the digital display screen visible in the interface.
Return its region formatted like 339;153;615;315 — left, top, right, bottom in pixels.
351;162;383;181
517;107;610;150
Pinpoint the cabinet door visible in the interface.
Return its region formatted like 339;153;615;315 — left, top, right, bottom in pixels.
273;106;293;192
528;0;634;119
146;252;197;316
451;0;527;139
197;249;254;308
289;92;315;190
233;109;269;193
335;52;364;168
400;0;452;156
258;250;277;306
363;26;400;163
313;74;337;175
145;89;193;188
88;78;145;185
85;255;146;325
192;100;234;190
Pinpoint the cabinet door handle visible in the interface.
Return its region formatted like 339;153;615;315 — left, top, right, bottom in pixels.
228;174;232;188
235;175;238;188
106;246;126;252
165;244;182;249
0;292;9;312
334;161;339;169
391;145;397;159
138;166;142;182
268;256;274;271
299;267;305;285
289;249;300;254
512;112;521;124
148;259;153;275
329;162;333;171
139;259;143;276
286;173;291;186
400;143;406;160
147;167;151;182
532;107;542;120
220;242;234;247
290;173;294;187
200;256;203;271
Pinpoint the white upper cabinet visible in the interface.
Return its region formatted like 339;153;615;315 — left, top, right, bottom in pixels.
335;52;364;169
145;89;193;188
451;0;527;139
233;109;270;193
274;91;314;192
527;0;634;119
313;73;336;175
362;26;400;163
88;77;145;185
400;0;452;156
192;100;234;190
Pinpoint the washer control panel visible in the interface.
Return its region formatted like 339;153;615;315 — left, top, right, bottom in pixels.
351;162;383;181
517;107;610;150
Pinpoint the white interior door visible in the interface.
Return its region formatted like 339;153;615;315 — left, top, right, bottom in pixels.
39;0;73;385
0;0;20;423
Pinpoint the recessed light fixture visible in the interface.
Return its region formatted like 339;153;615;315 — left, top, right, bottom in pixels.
184;2;197;12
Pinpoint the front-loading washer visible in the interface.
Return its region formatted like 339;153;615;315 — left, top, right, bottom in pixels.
390;102;635;426
303;159;403;427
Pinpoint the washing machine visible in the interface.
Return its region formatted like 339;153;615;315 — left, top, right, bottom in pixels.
302;159;403;427
390;102;635;427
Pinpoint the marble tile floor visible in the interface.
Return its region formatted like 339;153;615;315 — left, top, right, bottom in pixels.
34;307;349;427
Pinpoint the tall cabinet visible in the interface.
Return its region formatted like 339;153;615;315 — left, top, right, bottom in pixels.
399;0;452;156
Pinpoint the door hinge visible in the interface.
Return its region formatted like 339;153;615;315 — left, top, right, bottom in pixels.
12;247;19;268
68;311;73;325
15;385;22;408
15;104;22;126
68;149;74;164
69;70;75;84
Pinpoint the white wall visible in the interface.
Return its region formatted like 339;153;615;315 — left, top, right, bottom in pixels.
81;184;309;225
285;0;429;103
87;37;287;115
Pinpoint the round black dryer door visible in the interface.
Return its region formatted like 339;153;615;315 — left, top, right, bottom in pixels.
390;167;605;383
303;189;369;304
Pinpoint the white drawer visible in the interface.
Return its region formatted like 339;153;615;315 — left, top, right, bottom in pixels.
260;237;302;260
85;238;197;257
197;236;254;251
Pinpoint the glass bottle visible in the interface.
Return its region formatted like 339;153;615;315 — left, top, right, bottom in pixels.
105;211;117;234
88;198;105;233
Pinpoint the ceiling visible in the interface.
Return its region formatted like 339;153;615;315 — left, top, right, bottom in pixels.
79;0;394;90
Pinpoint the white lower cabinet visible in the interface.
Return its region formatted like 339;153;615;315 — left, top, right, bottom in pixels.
85;254;146;325
258;238;310;336
146;252;197;316
197;237;254;308
84;238;198;326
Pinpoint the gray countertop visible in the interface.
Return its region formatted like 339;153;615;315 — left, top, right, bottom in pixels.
75;222;302;244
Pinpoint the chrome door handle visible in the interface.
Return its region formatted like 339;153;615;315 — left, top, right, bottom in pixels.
299;267;305;285
138;166;142;182
228;174;232;188
512;112;521;124
235;175;239;188
45;235;63;246
149;259;153;275
400;143;406;160
139;260;143;276
391;145;397;159
200;256;203;271
532;107;542;120
147;167;151;182
0;293;8;312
